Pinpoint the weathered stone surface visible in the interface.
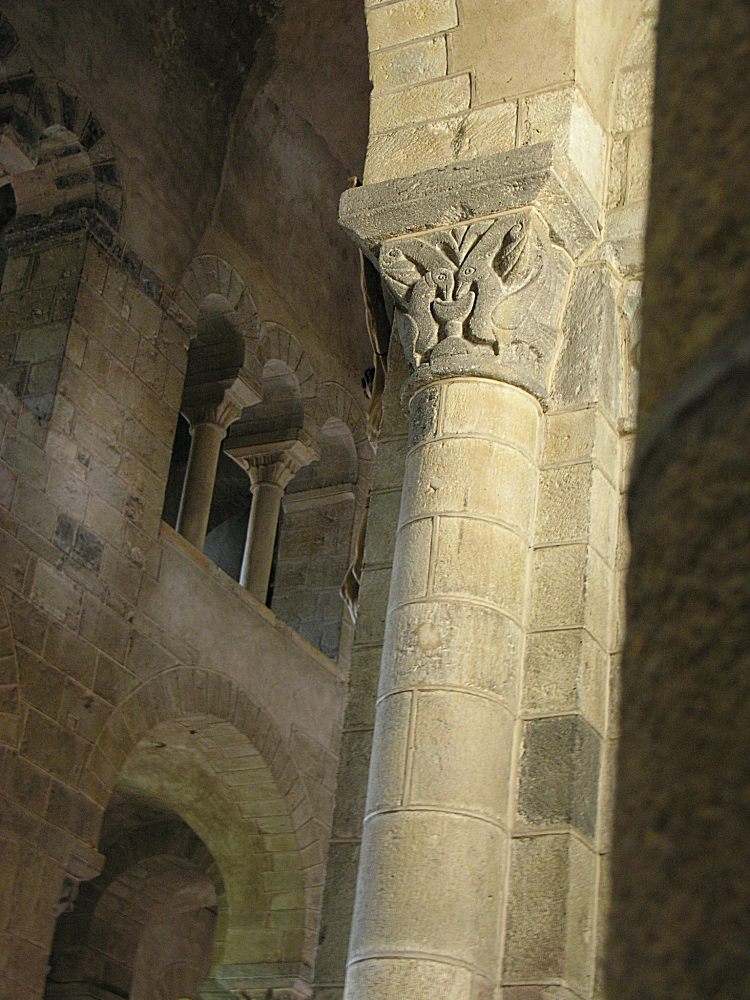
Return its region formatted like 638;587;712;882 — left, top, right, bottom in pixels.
369;36;448;90
342;143;599;261
366;0;458;51
551;264;620;417
518;715;602;838
504;834;597;992
349;811;506;975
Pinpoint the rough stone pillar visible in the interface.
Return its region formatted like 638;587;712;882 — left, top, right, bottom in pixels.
607;2;750;999
176;396;241;550
225;431;319;603
337;145;598;1000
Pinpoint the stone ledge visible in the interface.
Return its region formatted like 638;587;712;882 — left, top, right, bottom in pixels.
339;142;599;260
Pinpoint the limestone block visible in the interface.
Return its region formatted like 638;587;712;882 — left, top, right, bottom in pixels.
371;435;407;493
592;855;611;1000
521;87;605;200
13;479;58;539
2;432;50;491
517;715;602;838
349;810;505;975
432;516;527;616
363;489;401;567
536;464;593;544
626;127;653;203
344;957;472;999
449;0;575;106
523;628;608;734
529;544;585;628
342;646;382;728
17;647;65;720
366;0;458;51
597;735;618;853
365;691;411;812
314;843;360;985
441;378;539;457
503;833;596;991
350;101;517;184
530;543;612;646
589;468;618;568
380;599;522;707
14;325;68;365
403;436;536;536
30;562;81;625
1;254;33;295
409;689;514;821
542;408;618;485
388;517;431;605
124;283;162;341
568;92;607;199
370;36;448;90
331;731;372;840
613;66;655;134
79;594;131;663
0;459;15;510
20;708;86;781
551;265;620;418
133;339;167;396
371;73;470;132
608;134;628;208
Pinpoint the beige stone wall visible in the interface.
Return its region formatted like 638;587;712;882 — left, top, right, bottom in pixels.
362;0;643;199
274;492;356;660
0;216;348;999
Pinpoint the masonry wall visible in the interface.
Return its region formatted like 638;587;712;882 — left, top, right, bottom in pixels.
362;0;642;203
0;214;347;999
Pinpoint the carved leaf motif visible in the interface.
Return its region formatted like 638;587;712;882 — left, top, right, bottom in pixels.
496;222;527;281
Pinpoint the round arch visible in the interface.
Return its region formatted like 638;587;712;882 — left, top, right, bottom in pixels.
0;13;123;227
256;321;316;402
76;668;323;969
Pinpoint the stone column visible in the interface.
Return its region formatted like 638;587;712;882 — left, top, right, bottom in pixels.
226;431;319;603
336;146;597;1000
176;396;241;550
346;373;539;998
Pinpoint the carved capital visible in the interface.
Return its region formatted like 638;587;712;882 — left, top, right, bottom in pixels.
226;430;319;492
381;211;571;397
182;395;243;432
340;143;596;400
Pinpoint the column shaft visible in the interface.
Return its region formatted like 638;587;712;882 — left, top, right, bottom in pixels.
176;420;226;549
240;480;284;602
344;376;540;999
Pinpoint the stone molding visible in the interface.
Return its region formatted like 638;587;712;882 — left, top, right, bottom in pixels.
283;482;356;512
339;142;598;262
